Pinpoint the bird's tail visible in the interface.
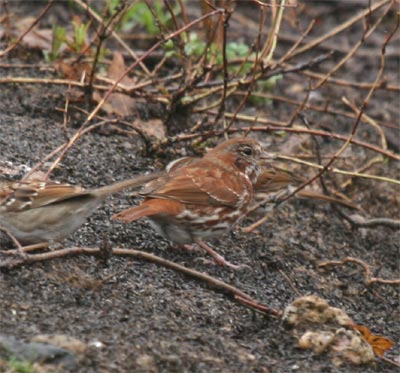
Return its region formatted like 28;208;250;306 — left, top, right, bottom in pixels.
112;204;155;223
92;172;162;197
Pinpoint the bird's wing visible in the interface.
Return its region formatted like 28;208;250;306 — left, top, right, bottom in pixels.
2;182;86;211
143;161;249;207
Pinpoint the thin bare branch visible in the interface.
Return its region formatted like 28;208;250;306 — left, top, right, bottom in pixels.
319;257;400;286
0;246;281;317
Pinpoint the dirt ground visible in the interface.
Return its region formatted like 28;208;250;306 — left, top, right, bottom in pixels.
0;2;399;372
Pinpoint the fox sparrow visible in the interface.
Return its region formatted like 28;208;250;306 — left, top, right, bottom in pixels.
159;154;354;209
0;173;161;250
113;137;273;269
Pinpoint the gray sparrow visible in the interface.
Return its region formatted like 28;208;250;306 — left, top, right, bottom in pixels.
0;173;160;249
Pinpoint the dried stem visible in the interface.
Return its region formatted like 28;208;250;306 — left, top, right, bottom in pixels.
319;257;400;286
0;246;281;317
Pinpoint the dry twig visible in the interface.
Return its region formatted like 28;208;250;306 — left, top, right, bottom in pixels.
319;257;400;286
0;246;282;317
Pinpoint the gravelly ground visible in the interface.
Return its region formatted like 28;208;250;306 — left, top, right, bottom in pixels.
0;2;399;372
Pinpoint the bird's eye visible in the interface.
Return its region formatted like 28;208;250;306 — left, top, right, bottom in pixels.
240;146;253;157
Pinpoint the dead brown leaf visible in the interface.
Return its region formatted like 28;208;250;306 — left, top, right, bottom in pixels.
55;60;92;82
132;118;166;141
16;17;53;51
94;52;137;117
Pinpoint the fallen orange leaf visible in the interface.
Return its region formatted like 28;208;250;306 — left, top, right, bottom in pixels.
352;324;394;357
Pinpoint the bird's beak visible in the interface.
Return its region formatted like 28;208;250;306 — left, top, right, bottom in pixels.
260;150;276;162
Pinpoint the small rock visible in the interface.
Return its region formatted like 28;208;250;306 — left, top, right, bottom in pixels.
31;334;86;354
0;334;78;370
136;354;157;372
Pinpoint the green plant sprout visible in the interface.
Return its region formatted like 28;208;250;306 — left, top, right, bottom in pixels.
44;19;90;62
44;25;66;62
70;20;90;52
6;356;37;373
117;1;178;35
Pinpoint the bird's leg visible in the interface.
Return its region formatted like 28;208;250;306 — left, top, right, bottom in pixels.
194;238;249;270
182;244;203;253
169;244;202;253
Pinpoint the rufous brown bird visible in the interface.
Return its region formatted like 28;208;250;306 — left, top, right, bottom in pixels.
159;154;355;209
113;137;273;269
0;173;161;251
